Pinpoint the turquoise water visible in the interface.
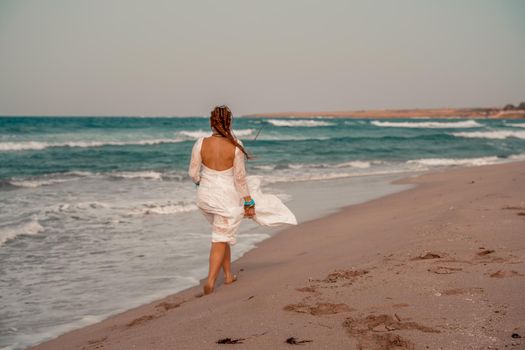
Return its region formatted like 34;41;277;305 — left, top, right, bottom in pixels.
1;116;525;349
1;116;524;181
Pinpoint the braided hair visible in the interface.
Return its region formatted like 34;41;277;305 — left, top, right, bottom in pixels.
210;105;252;159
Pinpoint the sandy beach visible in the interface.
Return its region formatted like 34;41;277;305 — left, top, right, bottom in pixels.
28;160;525;350
244;108;525;119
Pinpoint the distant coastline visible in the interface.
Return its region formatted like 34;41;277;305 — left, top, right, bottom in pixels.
244;107;525;119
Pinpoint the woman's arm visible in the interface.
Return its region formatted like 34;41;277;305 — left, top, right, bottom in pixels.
188;138;202;185
233;146;250;197
233;144;255;218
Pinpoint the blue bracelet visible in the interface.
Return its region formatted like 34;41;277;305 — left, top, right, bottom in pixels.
244;198;255;207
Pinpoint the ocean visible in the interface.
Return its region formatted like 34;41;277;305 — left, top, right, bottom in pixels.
1;116;525;349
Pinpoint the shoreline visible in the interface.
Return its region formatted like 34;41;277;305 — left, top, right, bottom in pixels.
12;171;416;350
243;108;525;119
29;160;525;349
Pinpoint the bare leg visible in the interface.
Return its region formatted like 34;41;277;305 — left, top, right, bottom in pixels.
222;243;236;284
204;242;227;295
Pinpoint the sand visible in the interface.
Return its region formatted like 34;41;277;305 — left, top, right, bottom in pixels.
244;107;513;119
29;161;525;350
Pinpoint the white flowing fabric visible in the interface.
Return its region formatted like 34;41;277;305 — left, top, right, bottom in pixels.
188;137;297;245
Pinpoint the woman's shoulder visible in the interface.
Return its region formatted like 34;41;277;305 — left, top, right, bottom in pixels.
192;136;205;149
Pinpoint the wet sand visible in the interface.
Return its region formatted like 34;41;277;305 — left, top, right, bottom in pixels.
30;161;525;349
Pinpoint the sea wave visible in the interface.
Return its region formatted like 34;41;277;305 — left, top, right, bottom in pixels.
108;171;164;180
0;138;185;152
505;123;525;128
178;129;254;139
371;120;482;128
9;178;73;188
130;201;198;215
44;201;110;218
257;160;378;171
333;161;373;169
266;119;335;127
5;170;188;190
0;216;44;246
262;169;410;184
406;156;501;167
452;130;525;140
6;171;93;188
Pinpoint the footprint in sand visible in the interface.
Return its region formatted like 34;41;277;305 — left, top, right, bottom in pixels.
125;300;185;329
392;303;410;308
442;287;484;296
126;314;158;328
284;302;354;316
488;270;524;278
428;266;463;274
322;269;369;283
86;336;108;349
343;313;439;350
410;252;444;261
155;301;182;311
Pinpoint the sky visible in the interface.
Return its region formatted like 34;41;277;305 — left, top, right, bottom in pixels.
0;0;524;116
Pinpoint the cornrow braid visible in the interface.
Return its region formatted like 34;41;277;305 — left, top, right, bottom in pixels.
210;106;252;159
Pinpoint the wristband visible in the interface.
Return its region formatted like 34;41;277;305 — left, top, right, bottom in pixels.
244;198;255;207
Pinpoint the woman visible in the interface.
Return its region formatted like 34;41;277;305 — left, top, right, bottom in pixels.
188;105;296;295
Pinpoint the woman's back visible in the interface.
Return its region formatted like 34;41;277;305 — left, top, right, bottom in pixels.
201;136;236;171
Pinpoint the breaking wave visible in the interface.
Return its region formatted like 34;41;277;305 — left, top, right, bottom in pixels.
266;119;335;127
0;138;185;152
0;216;44;246
452;130;525;140
371;120;482;128
178;129;254;139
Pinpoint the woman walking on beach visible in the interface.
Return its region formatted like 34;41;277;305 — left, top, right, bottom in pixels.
188;105;296;295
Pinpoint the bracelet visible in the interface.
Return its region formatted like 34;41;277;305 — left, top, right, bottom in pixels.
244;198;255;207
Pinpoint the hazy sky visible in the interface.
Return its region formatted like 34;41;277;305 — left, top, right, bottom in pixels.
0;0;524;116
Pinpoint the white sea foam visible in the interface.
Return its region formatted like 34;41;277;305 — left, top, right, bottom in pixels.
232;129;255;137
333;161;372;169
0;138;185;152
179;130;211;139
406;156;500;167
7;171;94;188
6;170;186;189
45;201;110;215
266;119;335;127
261;160;376;171
505;123;525;128
452;130;525;140
108;171;164;180
254;165;275;171
256;134;331;141
0;217;44;246
262;169;410;184
371;120;482;128
131;201;198;215
9;178;72;188
179;129;254;139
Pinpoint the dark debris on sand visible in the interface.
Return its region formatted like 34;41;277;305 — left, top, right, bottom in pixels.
217;337;245;344
285;337;312;345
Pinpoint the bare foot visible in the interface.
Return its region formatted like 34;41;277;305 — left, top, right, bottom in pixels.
224;273;238;285
203;283;214;295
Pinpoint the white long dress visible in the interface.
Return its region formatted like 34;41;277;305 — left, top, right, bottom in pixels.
188;137;297;245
